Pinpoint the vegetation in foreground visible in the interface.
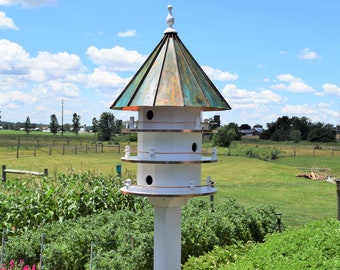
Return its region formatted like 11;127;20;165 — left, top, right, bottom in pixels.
0;173;278;269
183;219;340;269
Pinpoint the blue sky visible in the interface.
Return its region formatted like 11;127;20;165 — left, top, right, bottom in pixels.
1;0;340;128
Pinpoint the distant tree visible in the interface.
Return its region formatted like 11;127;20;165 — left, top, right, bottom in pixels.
72;113;81;135
213;122;241;147
24;116;31;135
208;115;221;130
307;123;336;142
240;124;251;130
98;112;116;141
63;123;71;132
92;117;98;134
50;114;59;135
289;130;302;143
291;116;311;140
114;119;123;134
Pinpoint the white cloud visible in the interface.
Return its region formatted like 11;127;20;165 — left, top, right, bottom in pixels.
87;68;130;91
0;90;38;105
202;66;237;81
222;84;283;108
298;48;320;60
322;83;340;96
118;29;137;37
281;103;337;123
281;104;317;116
86;45;146;72
0;12;18;30
0;0;57;8
0;39;29;71
28;51;85;81
271;74;315;93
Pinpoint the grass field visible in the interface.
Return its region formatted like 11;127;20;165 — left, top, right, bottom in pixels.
1;132;339;228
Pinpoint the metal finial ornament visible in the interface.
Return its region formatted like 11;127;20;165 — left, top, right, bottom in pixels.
164;5;177;34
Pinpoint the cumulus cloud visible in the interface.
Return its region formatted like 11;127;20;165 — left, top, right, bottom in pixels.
86;45;146;72
87;69;130;91
0;39;29;71
322;83;340;96
281;104;317;116
0;12;18;30
0;0;57;8
28;51;85;82
118;29;137;37
298;48;320;60
202;66;237;81
271;74;315;93
281;103;337;123
222;84;283;108
0;90;38;105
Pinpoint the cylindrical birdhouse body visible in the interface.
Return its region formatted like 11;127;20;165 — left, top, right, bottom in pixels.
121;106;217;197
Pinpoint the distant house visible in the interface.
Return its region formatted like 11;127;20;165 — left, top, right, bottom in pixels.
240;128;263;136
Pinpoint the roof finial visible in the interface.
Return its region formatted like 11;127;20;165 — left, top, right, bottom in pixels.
164;5;177;34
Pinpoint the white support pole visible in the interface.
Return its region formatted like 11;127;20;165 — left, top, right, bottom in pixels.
149;197;188;270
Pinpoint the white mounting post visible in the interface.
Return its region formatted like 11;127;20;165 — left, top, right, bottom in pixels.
149;197;189;270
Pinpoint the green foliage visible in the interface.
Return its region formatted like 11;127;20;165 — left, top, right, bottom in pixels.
1;192;279;269
307;125;336;142
49;114;59;135
72;113;81;135
183;242;254;270
181;198;278;264
24;116;31;135
224;219;340;269
128;133;138;142
98;112;123;141
262;115;337;143
213;123;241;147
0;173;148;234
289;129;302;143
183;219;340;270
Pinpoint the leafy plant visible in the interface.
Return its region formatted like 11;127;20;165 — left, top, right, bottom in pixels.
225;219;340;269
1;195;279;269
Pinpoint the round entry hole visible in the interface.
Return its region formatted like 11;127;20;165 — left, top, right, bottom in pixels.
192;143;197;152
146;175;153;185
146;110;154;120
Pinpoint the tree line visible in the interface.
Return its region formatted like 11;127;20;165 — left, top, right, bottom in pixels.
0;112;124;142
213;115;338;147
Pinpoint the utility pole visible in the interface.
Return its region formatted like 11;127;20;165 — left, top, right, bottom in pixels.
62;99;64;136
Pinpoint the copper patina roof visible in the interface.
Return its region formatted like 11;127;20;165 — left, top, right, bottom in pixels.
110;6;231;111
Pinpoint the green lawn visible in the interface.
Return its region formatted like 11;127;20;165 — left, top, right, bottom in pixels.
1;132;339;228
206;156;336;227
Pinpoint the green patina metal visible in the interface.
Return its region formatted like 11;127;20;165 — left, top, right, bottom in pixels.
110;31;231;111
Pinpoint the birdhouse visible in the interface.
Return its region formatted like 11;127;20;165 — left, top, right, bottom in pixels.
110;5;231;270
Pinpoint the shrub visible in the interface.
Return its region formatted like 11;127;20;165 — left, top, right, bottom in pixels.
1;197;279;269
225;219;340;269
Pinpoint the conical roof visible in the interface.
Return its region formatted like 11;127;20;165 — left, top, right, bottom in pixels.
110;6;231;111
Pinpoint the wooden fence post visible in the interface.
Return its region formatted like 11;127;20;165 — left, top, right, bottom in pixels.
336;179;340;220
2;165;6;182
16;139;20;158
